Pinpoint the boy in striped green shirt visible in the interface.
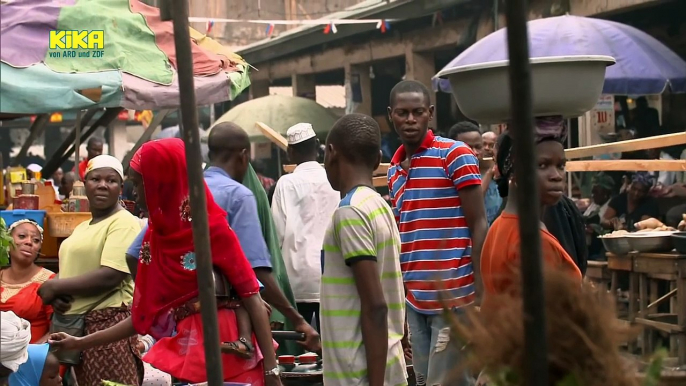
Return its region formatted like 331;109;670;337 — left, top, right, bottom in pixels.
321;114;407;386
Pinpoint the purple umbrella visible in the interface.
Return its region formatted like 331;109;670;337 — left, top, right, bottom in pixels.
433;15;686;95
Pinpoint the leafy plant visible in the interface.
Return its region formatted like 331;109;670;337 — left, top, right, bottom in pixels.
0;218;12;267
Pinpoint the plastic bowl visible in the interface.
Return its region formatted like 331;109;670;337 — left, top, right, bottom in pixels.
435;55;616;124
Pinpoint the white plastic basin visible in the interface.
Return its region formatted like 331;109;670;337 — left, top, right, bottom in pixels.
434;55;616;124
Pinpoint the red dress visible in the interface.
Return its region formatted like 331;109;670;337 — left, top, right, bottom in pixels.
0;268;55;343
130;138;276;384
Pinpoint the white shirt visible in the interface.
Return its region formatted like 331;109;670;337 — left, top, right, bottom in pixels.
583;201;610;219
657;151;676;186
271;161;339;303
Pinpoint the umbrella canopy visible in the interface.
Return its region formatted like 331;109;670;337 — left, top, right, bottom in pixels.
434;15;686;95
0;0;250;114
210;95;340;143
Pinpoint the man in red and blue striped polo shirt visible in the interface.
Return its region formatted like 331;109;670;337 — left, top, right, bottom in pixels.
387;80;488;386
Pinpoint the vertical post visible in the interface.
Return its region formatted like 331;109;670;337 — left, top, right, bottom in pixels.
75;111;82;181
503;0;548;385
165;0;224;384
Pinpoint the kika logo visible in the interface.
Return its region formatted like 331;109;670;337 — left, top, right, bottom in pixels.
48;30;105;58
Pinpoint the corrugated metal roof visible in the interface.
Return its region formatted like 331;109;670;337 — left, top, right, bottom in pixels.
270;86;346;108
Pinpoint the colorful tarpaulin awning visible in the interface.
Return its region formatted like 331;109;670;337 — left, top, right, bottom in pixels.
0;0;251;114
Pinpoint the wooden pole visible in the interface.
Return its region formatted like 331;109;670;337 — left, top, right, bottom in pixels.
503;0;548;384
122;110;172;174
163;1;224;384
42;108;100;177
13;114;50;166
58;108;123;170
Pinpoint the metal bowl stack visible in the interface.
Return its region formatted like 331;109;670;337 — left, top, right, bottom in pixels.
599;235;632;255
626;232;676;253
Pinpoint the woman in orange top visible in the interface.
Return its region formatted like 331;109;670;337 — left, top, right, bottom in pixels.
0;220;56;343
480;118;582;310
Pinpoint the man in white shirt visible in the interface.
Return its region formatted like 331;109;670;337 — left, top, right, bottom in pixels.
272;123;339;332
648;147;677;186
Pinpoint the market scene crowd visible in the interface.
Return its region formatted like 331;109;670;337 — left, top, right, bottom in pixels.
3;74;685;386
3;0;686;381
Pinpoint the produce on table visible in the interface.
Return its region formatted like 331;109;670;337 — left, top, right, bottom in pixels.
633;218;676;232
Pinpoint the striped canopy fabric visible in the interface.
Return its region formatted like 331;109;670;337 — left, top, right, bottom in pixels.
0;0;251;114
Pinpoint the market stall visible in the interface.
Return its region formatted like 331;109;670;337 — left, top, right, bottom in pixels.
1;0;251;260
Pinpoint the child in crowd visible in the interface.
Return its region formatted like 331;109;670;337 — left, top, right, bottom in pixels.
320;114;407;386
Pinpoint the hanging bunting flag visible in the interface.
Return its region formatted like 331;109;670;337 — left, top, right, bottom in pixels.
376;20;390;33
205;20;214;35
265;23;275;37
323;22;337;34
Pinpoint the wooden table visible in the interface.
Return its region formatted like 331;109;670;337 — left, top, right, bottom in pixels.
607;253;639;353
586;261;611;293
630;252;686;365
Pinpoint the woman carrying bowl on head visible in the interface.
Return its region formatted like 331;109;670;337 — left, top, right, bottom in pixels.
0;220;56;344
480;117;583;311
38;155;143;386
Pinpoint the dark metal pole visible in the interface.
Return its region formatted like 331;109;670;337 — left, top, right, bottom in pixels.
57;108;123;170
165;1;224;384
13;114;50;166
503;0;548;385
42;108;101;177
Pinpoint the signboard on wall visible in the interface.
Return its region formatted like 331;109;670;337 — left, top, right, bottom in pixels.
591;94;615;136
591;95;615;134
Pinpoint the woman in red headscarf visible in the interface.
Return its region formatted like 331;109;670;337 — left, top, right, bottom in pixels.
49;138;281;386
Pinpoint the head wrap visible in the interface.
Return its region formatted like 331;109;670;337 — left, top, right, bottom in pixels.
495;115;568;198
534;116;568;144
85;155;124;181
130;146;143;174
631;172;655;188
130;138;259;339
0;311;31;372
8;344;49;386
592;173;615;192
8;219;44;242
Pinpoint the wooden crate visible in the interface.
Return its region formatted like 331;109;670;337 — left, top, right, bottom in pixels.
46;212;91;238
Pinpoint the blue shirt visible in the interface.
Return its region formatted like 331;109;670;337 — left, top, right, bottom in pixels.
484;180;503;225
126;167;272;271
203;166;272;270
127;224;147;258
